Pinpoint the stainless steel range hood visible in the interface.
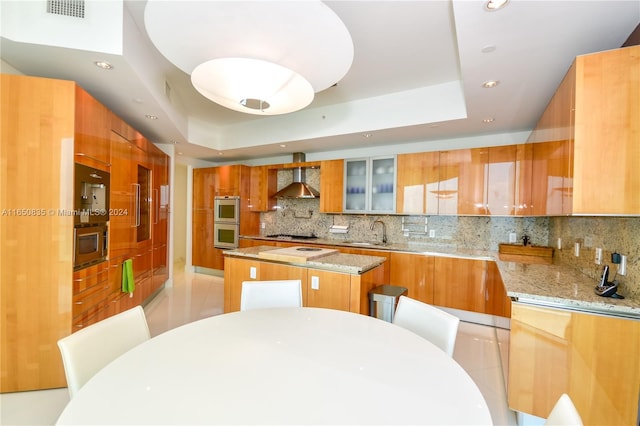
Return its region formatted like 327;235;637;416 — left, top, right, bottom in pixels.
274;153;320;199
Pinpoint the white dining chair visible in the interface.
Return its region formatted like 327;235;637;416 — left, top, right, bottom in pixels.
544;393;583;425
392;295;460;357
240;280;303;311
57;305;151;398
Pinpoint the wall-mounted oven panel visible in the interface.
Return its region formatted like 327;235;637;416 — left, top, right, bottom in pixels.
214;223;239;249
214;196;240;224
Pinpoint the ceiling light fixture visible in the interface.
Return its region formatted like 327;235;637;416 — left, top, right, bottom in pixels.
484;0;510;11
483;118;495;123
145;114;158;120
482;80;499;88
94;61;113;70
144;0;353;115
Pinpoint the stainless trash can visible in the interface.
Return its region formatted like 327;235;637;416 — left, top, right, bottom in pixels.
368;285;408;322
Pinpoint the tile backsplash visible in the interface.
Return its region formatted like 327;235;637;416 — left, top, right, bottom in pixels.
263;168;638;299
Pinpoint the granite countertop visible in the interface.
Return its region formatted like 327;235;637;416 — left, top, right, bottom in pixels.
495;256;640;319
224;245;387;274
241;235;640;318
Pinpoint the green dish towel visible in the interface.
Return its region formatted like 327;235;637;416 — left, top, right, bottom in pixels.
122;259;135;295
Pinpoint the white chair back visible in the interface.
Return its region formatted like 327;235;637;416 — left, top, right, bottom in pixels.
545;393;583;425
392;296;460;357
57;305;150;398
240;280;303;311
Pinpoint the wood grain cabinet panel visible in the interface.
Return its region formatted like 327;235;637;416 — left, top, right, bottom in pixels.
527;45;640;215
319;159;344;213
509;303;640;425
389;252;434;304
306;270;351;311
248;165;277;212
1;75;75;392
396;152;439;215
74;86;111;171
433;257;487;313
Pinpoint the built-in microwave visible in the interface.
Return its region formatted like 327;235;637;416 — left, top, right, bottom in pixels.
214;222;239;249
214;196;240;224
74;223;108;270
74;163;110;225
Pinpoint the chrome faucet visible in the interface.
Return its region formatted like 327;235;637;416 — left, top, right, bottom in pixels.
370;219;387;244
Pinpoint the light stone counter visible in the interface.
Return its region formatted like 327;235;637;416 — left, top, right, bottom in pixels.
495;256;640;319
241;236;640;318
224;246;386;274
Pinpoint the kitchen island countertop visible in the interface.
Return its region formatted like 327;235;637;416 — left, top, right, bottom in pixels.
224;245;387;275
241;235;640;318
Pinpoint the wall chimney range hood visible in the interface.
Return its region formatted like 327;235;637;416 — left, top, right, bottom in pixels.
274;153;320;199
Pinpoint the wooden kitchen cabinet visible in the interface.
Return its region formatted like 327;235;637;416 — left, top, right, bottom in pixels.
527;45;640;215
306;269;351;311
433;257;487;312
72;261;111;331
74;86;111;171
319;159;344;213
509;303;640;425
1;75;170;392
486;145;516;216
224;255;384;314
437;149;487;215
396;152;439;215
389;252;434;304
193;165;258;271
248;165;277;212
514;143;533;216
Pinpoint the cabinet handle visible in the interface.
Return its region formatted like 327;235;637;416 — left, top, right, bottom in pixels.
154;188;159;225
132;183;141;227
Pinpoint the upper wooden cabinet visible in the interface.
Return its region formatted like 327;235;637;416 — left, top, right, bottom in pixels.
486;145;517;216
74;86;111;171
572;45;639;214
514;143;533;216
319;159;344;213
396;152;439;215
437;149;486;215
528;45;639;215
248;165;277;212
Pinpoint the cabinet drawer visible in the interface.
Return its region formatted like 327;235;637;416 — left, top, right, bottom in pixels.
73;261;109;294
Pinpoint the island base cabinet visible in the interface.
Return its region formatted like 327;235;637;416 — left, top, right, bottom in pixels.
224;256;384;314
508;303;640;425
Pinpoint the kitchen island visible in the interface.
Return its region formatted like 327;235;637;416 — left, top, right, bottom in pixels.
223;246;386;314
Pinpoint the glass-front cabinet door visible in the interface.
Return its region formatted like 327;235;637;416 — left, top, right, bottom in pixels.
344;156;396;213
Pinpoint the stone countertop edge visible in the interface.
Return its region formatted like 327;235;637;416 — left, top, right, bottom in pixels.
240;236;640;318
224;246;386;274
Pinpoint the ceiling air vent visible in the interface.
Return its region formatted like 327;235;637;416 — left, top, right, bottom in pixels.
47;0;85;18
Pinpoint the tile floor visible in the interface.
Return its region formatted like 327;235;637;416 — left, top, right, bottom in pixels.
0;264;517;425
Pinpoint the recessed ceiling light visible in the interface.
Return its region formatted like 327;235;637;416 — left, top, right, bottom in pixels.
177;152;183;155
363;133;372;138
280;144;287;148
481;45;496;53
170;140;179;145
484;0;509;11
482;80;499;88
145;114;158;120
218;152;224;156
483;117;495;123
94;61;113;70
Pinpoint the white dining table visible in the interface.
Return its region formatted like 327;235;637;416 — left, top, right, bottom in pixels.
56;307;492;425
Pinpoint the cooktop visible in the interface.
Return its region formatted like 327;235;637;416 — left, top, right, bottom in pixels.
266;234;318;240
